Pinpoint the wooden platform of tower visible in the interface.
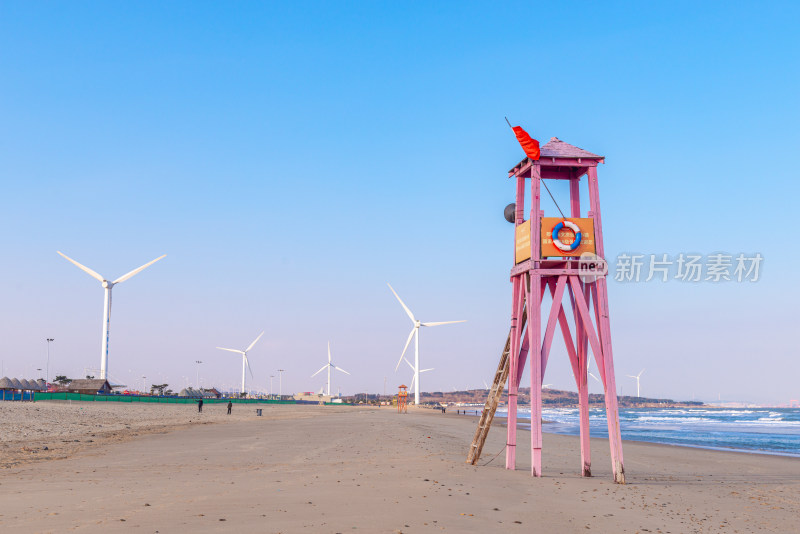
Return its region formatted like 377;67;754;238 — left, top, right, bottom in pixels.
397;385;409;414
468;137;625;483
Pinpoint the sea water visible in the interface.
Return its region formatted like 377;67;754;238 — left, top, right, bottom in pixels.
489;407;800;457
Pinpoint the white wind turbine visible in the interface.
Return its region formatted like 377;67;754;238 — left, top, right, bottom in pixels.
388;283;466;406
626;369;645;397
57;251;166;380
216;332;264;395
311;342;350;397
404;357;432;395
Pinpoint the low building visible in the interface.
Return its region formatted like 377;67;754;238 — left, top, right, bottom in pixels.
66;379;112;395
294;391;332;403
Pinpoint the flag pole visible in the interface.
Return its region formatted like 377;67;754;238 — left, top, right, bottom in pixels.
505;117;567;221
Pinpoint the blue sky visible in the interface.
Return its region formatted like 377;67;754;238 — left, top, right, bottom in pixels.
0;2;797;403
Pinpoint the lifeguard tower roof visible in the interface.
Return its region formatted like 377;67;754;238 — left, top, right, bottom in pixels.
509;137;604;174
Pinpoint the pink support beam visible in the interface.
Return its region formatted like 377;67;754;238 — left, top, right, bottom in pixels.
506;174;528;471
530;167;542;268
578;282;592;476
586;166;625;483
528;272;543;477
506;277;522;470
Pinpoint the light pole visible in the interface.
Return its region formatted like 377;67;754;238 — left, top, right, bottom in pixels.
269;375;274;399
46;338;54;389
195;360;203;389
277;369;285;400
142;376;146;393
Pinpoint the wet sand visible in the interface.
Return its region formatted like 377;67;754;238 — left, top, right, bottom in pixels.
1;402;798;533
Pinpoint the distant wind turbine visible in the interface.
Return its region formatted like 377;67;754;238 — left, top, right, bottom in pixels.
626;369;645;397
404;357;432;394
217;332;264;395
588;358;601;384
483;379;489;390
57;251;166;380
388;283;465;406
311;342;350;396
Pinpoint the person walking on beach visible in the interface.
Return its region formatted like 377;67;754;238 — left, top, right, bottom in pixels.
197;398;203;413
227;400;232;415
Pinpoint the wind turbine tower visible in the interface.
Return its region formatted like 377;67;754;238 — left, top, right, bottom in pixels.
216;332;264;395
388;283;465;406
311;342;350;396
57;251;166;380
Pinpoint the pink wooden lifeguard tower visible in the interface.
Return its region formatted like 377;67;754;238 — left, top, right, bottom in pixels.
494;137;624;483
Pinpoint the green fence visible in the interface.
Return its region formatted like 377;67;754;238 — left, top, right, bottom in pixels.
34;392;297;404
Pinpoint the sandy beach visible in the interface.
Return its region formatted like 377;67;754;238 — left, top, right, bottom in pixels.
1;402;798;533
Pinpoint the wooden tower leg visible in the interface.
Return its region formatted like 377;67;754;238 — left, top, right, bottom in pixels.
594;278;625;483
585;165;625;484
568;174;591;477
575;282;592;477
528;273;543;477
505;276;522;470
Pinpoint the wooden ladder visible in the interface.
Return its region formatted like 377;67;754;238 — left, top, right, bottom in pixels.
466;327;513;465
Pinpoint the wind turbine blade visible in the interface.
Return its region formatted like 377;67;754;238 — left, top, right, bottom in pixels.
245;354;254;379
328;341;331;363
334;366;350;376
409;373;416;393
420;368;434;373
395;328;416;372
404;357;415;371
112;254;166;284
638;368;645;377
589;372;601;383
421;320;467;327
245;331;265;352
216;347;244;354
387;283;416;323
626;375;637;378
311;365;328;378
57;251;105;282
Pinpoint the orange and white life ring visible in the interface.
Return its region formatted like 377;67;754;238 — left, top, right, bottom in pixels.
552;220;582;252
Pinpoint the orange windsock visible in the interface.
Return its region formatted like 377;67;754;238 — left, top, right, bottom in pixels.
511;125;540;161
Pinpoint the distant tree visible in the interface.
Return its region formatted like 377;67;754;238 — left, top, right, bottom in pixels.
150;383;169;396
54;375;72;386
